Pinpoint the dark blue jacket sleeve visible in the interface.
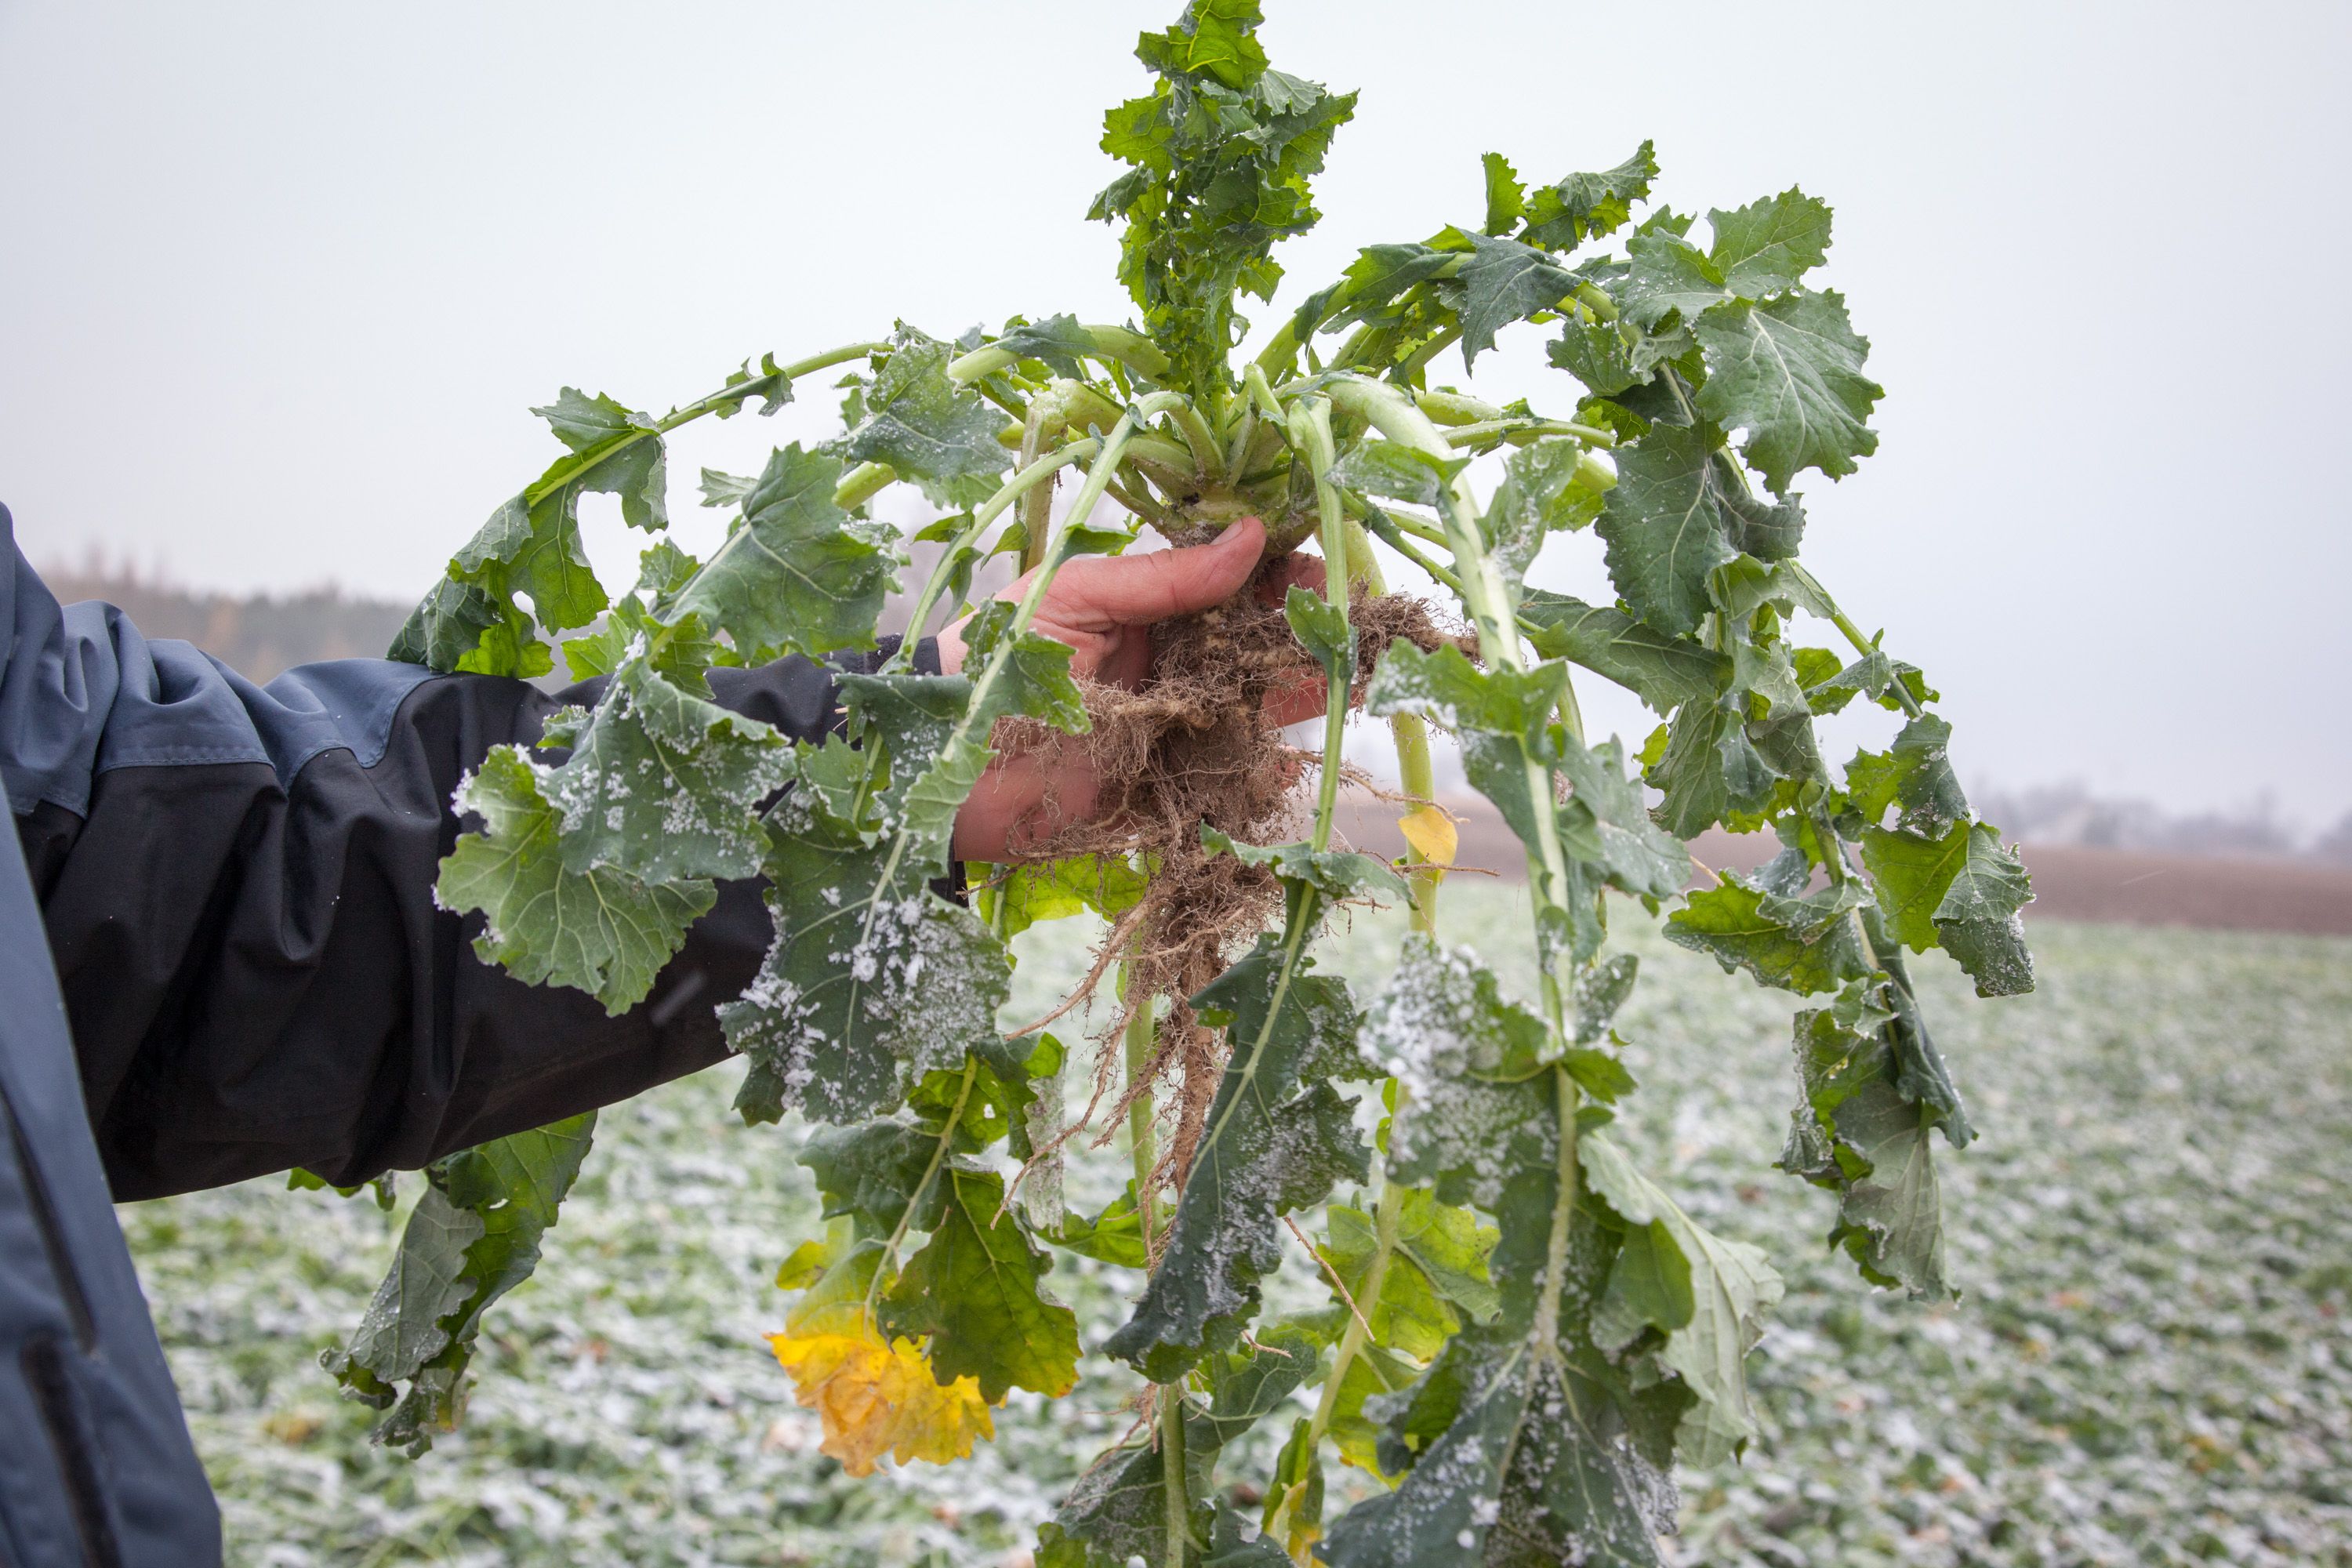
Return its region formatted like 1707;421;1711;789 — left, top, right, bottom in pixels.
4;505;932;1204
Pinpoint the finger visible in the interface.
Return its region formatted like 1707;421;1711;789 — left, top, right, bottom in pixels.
1256;549;1327;606
1049;516;1267;627
1263;670;1329;729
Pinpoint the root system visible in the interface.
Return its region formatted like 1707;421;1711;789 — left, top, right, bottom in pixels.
996;555;1465;1204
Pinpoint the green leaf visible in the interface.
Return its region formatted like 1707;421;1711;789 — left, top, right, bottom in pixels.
1479;151;1525;235
992;314;1101;377
541;658;793;884
1330;440;1468;509
1135;0;1269;88
1520;141;1657;250
1486;438;1606;589
1457;232;1577;368
1805;646;1896;714
1619;227;1729;329
1595;423;1740;637
1706;187;1835;296
838;327;1011;506
1548;317;1648;397
1103;938;1370;1381
1518;591;1730;714
1047;1185;1149;1269
799;1119;938;1233
1281;583;1354;683
1326;244;1456;333
436;746;714;1014
1201;826;1406;907
1692;290;1881;493
1321;1192;1499;1363
325;1116;596;1454
724;827;1011;1126
531;387;668;532
1859;815;2032;993
1321;1325;1673;1568
882;1165;1081;1401
1094;4;1355;400
1780;1007;1954;1298
1931;824;2037;996
1367;935;1558;1210
1847;713;1969;836
671;442;897;662
1582;1133;1785;1464
1666;873;1873;996
998;854;1150;939
1556;733;1690;900
1040;1330;1312;1567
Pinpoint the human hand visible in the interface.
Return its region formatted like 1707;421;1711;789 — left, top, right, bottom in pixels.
938;516;1325;862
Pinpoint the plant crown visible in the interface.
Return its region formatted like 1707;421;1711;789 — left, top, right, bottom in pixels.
329;5;2034;1562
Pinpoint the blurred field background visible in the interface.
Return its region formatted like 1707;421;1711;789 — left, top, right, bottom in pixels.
126;879;2352;1567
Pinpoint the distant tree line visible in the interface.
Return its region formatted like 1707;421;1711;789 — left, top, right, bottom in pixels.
42;557;2351;867
1974;781;2352;867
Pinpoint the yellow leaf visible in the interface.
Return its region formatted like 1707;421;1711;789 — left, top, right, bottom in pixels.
767;1316;995;1476
1397;804;1457;871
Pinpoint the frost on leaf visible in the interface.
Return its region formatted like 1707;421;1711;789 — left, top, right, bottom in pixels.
436;746;715;1014
1103;937;1370;1383
1368;935;1556;1213
1327;1134;1689;1566
724;826;1011;1126
543;659;793;885
325;1115;596;1455
1321;1335;1675;1568
1040;1328;1314;1568
835;325;1012;509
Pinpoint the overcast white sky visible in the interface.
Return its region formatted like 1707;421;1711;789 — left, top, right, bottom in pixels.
2;1;2347;823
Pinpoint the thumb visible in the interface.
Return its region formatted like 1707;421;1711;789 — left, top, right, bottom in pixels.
1051;516;1269;627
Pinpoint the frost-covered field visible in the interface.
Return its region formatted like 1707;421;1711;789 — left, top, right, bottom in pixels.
125;886;2352;1566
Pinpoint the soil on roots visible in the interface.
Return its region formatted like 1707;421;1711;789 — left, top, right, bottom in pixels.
997;555;1465;1203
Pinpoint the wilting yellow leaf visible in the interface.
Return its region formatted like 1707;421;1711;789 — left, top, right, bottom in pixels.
767;1316;995;1475
1397;804;1457;871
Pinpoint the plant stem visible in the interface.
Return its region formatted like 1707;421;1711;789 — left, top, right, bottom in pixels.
1784;562;1926;718
1439;418;1616;449
1531;1063;1584;1363
1161;1372;1192;1568
1327;374;1597;1373
882;439;1102;670
527;342;886;510
1165;400;1225;483
1340;515;1441;936
1287;1166;1404;1490
833;460;896;510
865;1056;979;1316
1292;398;1352;849
1121;964;1160;1241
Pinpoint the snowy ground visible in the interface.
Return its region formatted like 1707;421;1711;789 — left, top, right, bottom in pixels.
125;885;2352;1566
